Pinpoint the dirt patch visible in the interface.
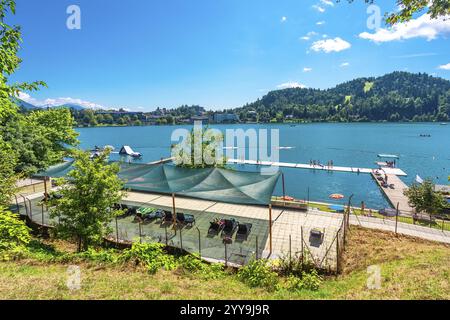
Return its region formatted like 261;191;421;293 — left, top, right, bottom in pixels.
341;226;450;274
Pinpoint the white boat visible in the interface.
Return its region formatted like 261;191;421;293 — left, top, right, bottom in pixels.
119;145;142;158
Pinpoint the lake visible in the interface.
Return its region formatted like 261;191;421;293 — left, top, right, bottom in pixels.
76;123;450;209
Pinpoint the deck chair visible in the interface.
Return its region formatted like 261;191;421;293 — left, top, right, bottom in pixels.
162;211;174;224
177;212;195;226
222;219;238;237
236;223;252;240
208;220;224;235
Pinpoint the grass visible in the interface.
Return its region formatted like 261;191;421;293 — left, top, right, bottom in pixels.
0;226;449;300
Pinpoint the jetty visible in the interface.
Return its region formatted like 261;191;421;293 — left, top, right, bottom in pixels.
371;172;414;213
227;159;407;176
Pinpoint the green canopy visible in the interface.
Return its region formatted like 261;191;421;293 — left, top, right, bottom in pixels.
35;161;281;205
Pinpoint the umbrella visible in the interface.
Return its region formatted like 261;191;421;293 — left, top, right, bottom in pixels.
329;193;344;200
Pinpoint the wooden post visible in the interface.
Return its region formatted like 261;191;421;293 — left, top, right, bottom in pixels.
269;204;273;255
115;216;119;242
255;236;259;260
395;202;399;234
336;234;340;274
41;203;45;226
171;193;176;225
281;173;286;199
307;187;310;205
139;221;142;243
224;242;228;267
196;227;201;257
301;227;304;269
43;177;48;202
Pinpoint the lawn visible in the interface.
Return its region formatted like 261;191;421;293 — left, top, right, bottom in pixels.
0;227;448;300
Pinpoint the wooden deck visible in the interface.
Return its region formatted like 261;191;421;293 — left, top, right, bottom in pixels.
227;159;408;176
371;172;414;213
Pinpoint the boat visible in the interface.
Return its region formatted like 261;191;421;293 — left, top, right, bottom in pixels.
119;145;142;158
377;154;399;159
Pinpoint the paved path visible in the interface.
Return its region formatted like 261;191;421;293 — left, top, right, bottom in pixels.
348;214;450;244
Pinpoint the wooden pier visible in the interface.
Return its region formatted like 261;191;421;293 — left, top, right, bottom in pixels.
227;159;407;176
371;172;414;213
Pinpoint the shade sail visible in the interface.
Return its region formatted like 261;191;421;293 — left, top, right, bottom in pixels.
35;162;281;205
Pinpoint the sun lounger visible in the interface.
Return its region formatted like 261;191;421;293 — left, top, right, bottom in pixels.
236;223;252;240
162;211;174;224
222;219;238;237
176;212;196;226
208;220;224;235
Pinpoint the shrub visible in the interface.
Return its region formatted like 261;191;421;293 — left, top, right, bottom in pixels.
120;242;177;274
177;254;225;279
282;270;322;292
238;259;278;290
0;209;31;260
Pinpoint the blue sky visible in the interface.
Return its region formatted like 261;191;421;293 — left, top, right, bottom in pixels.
9;0;450;111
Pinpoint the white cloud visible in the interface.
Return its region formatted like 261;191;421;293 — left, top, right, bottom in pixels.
312;5;325;13
310;37;351;53
303;67;313;72
316;21;325;25
438;63;450;70
359;13;450;43
322;34;328;38
320;0;334;7
300;31;318;41
340;62;350;67
276;82;307;89
281;16;287;22
17;92;105;109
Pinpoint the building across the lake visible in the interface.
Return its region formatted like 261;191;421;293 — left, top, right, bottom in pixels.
213;113;239;123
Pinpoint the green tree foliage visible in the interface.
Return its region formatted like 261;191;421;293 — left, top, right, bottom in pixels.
237;72;450;123
49;150;125;252
343;0;449;25
0;208;31;260
0;137;18;207
404;179;447;218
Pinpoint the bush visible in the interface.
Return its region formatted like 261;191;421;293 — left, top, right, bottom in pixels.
238;259;278;290
177;254;225;279
282;270;323;292
120;242;177;274
0;209;31;260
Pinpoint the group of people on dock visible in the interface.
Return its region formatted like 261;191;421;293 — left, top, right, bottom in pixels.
309;159;334;169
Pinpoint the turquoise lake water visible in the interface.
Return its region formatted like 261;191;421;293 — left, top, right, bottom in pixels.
76;123;450;209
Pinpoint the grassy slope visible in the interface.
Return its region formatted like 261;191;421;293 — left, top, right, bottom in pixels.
0;227;448;300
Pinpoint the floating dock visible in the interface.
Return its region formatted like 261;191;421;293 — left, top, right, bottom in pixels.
371;172;414;213
227;159;408;176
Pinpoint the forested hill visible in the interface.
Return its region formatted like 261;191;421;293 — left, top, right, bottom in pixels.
237;72;450;122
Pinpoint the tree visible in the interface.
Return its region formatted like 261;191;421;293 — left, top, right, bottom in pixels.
404;179;447;220
0;208;31;259
172;126;227;168
0;137;18;207
49;150;125;252
343;0;449;25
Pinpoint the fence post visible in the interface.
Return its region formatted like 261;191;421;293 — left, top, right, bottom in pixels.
179;227;183;252
336;233;340;275
395;202;399;234
139;221;142;243
289;234;292;269
115;216;119;242
165;224;168;245
21;196;28;218
224;242;228;267
301;227;304;269
442;219;445;232
41;204;45;226
255;236;258;260
196;227;201;257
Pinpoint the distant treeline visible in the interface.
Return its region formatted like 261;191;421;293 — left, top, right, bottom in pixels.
236;72;450;123
19;72;450;126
